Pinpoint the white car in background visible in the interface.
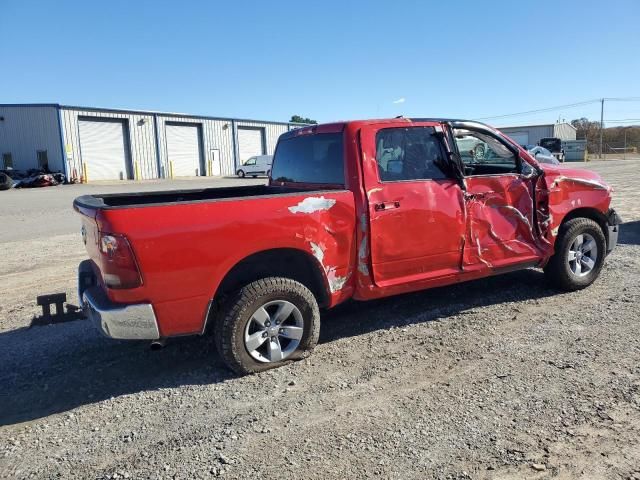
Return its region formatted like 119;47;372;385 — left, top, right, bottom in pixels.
455;134;487;160
527;146;560;165
237;155;273;178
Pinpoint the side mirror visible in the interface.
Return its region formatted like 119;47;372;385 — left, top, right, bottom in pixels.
520;159;536;179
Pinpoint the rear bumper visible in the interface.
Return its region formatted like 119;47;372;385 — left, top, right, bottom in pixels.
78;260;160;340
606;208;621;254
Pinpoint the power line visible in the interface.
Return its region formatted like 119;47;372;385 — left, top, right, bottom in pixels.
604;118;640;123
474;96;640;121
473;99;600;121
603;97;640;102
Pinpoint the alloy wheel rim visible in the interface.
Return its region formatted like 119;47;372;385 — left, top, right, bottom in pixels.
568;232;598;277
243;300;304;363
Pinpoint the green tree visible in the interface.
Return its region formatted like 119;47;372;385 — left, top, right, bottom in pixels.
290;115;317;124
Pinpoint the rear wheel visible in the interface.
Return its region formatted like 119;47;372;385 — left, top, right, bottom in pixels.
544;218;606;291
215;277;320;375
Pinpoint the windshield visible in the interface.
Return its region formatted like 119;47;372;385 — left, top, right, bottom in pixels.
271;133;344;185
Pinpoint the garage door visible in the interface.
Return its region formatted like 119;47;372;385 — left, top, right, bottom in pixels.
237;127;265;165
166;124;202;177
79;118;130;181
506;132;529;147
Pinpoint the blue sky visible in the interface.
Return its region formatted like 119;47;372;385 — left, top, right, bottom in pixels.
1;0;639;126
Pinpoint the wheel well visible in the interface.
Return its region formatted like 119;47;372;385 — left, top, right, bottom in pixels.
561;207;608;239
214;248;329;307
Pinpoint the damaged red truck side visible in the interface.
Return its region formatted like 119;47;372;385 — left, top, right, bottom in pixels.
75;118;620;374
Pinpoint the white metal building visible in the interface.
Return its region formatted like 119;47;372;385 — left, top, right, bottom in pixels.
0;104;304;181
497;122;577;147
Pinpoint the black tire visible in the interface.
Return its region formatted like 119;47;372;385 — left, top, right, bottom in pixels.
0;173;12;191
544;218;606;291
266;169;271;177
237;170;245;178
215;277;320;375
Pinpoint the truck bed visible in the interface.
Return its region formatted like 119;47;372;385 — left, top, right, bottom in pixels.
73;185;357;336
73;184;309;209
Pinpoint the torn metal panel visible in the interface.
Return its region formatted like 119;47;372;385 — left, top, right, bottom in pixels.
541;169;613;244
309;241;325;264
308;240;352;295
288;196;337;214
462;175;547;270
550;176;610;191
326;268;350;293
359;213;368;233
357;236;369;275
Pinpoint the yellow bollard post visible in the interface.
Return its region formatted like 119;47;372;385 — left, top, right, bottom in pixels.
134;161;141;180
169;161;174;179
82;163;88;183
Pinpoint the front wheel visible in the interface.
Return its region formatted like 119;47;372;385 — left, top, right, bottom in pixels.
215;277;320;375
237;170;245;178
544;218;606;291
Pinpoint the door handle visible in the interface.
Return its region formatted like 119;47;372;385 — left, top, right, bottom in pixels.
374;201;401;211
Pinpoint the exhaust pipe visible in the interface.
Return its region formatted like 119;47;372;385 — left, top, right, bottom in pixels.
150;337;167;350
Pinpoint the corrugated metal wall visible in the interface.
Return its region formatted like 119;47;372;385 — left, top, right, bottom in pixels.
553;123;577;141
60;107;158;180
156;116;235;177
498;123;577;146
498;125;554;146
235;120;289;160
59;107;299;180
0;105;64;171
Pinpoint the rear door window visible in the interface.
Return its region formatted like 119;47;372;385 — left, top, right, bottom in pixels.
375;127;448;182
271;133;344;185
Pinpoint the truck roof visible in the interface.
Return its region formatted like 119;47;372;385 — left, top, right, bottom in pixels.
281;118;493;140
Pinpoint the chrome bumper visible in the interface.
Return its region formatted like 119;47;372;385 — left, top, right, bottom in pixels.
78;260;160;340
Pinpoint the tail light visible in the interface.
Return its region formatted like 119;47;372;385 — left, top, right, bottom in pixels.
98;233;142;289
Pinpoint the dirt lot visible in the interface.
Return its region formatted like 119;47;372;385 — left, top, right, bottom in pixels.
1;162;639;479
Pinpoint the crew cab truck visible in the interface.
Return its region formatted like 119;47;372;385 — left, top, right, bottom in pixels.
74;118;620;374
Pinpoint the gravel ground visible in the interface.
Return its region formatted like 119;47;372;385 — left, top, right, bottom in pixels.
1;161;639;479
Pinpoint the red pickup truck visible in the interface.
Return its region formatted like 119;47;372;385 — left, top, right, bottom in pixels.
75;118;620;374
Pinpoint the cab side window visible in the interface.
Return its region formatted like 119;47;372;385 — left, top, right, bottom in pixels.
453;129;518;176
244;157;257;166
375;127;448;182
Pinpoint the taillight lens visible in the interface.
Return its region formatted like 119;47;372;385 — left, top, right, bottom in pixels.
98;233;142;289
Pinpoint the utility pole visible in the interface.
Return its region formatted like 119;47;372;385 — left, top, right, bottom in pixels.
624;127;628;160
599;98;604;159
